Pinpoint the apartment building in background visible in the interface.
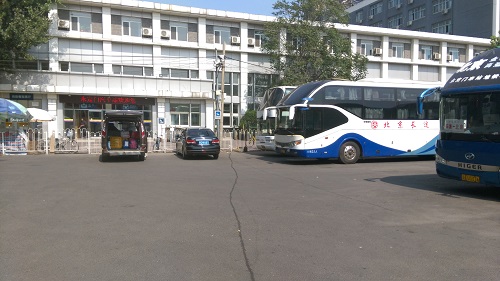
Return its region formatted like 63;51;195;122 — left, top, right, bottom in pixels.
347;0;500;39
0;0;490;138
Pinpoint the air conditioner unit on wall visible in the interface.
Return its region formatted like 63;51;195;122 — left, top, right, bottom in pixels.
58;19;70;30
161;29;170;39
368;15;373;20
142;28;152;37
408;0;413;4
231;36;240;45
397;4;401;9
443;8;449;14
433;53;441;60
407;20;413;26
374;48;383;56
248;38;255;46
447;55;453;61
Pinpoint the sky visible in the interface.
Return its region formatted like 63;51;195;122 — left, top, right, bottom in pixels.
155;0;276;16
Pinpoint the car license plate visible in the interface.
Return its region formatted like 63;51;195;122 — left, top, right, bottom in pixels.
199;140;209;145
461;174;480;183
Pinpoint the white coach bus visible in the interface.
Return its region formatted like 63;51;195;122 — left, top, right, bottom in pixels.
274;80;441;163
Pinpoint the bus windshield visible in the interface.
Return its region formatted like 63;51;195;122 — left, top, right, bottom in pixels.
441;92;500;141
277;107;292;130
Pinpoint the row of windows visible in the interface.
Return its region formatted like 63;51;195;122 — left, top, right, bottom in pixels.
357;0;453;34
59;9;264;47
357;40;465;61
58;61;201;78
364;0;452;17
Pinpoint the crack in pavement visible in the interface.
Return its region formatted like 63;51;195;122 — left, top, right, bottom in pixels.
228;152;256;281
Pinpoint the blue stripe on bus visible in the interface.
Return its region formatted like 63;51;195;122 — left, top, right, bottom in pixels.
286;133;437;159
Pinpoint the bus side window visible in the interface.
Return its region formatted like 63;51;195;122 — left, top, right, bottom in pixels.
323;108;348;129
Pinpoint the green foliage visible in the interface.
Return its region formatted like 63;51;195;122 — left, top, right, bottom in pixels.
262;0;368;85
0;0;58;70
239;110;257;129
490;32;500;49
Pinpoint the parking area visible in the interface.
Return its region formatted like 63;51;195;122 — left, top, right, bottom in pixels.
1;152;500;281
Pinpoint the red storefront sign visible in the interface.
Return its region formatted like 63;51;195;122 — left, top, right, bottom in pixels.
59;95;155;105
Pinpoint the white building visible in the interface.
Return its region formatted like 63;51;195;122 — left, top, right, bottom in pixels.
0;0;490;138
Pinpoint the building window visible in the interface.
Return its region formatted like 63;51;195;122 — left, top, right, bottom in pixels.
390;43;404;58
161;68;199;79
388;14;403;28
70;12;91;32
71;62;93;73
171;103;200;126
420;45;433;60
388;0;401;9
254;30;264;47
432;20;451;34
214;27;231;44
360;40;374;56
15;60;49;71
246;73;279;111
355;11;363;23
170;22;188;41
369;2;383;16
112;65;152;76
223;72;240;96
408;6;425;21
433;0;452;13
122;17;141;37
60;62;104;73
448;47;459;62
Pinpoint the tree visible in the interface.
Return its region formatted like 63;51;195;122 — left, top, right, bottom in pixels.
239;110;257;129
490;31;500;49
262;0;368;85
0;0;58;71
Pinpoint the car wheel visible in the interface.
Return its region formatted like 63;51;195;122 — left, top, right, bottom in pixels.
213;154;219;160
339;141;360;164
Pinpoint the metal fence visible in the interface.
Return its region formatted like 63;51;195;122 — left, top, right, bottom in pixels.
1;127;259;155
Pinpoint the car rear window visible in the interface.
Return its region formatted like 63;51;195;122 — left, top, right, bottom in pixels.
187;129;215;137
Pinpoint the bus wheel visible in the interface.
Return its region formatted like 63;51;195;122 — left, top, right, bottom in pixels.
339;142;360;164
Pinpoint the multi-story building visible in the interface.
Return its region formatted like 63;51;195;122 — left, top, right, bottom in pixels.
0;0;490;139
347;0;500;39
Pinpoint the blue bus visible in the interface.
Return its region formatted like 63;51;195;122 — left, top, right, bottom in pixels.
274;79;441;163
420;48;500;185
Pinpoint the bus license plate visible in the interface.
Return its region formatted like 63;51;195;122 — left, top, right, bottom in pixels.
461;174;480;183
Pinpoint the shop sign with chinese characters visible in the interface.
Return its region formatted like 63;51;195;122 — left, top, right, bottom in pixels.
59;95;155;105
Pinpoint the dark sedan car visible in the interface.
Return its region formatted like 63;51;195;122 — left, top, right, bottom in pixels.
175;128;220;159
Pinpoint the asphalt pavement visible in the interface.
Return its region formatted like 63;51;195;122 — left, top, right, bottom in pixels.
1;152;500;281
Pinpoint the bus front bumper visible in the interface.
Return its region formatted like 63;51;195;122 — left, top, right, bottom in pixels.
435;155;500;186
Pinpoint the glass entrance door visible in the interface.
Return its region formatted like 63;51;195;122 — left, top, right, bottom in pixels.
88;110;103;136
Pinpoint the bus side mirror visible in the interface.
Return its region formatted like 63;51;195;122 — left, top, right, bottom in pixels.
417;96;424;116
417;87;440;116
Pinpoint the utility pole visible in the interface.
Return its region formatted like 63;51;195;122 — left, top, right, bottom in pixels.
214;49;220;136
218;43;226;139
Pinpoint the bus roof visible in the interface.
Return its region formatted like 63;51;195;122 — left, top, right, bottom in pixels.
442;48;500;95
